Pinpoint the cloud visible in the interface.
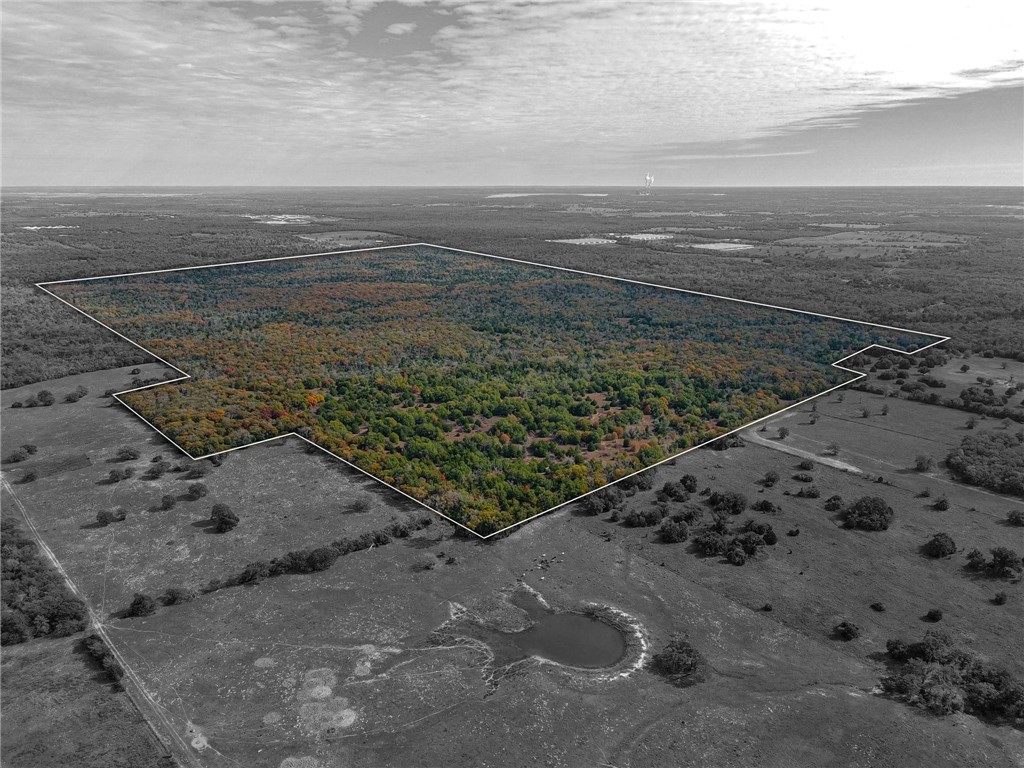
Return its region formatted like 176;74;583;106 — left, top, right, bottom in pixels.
2;0;1021;185
384;22;417;35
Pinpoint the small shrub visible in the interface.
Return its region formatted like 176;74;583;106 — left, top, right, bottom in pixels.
992;592;1008;606
5;448;28;464
10;401;22;408
932;496;950;511
96;508;127;526
63;385;88;403
347;498;371;514
795;485;820;499
648;634;702;686
21;471;37;483
914;455;935;472
823;495;844;512
115;446;140;461
965;548;986;571
1007;510;1024;527
751;499;780;514
922;532;956;558
185;482;208;501
126;593;156;617
680;474;698;494
761;470;780;488
659;517;689;543
160;494;177;511
693;531;727;556
211;503;239;533
834;621;861;640
925;608;943;622
777;426;790;440
798;459;814;471
841;496;894;531
36;390;55;406
870;602;886;612
792;473;814;483
726;546;747;566
708;490;747;515
162;586;197;605
21;444;38;455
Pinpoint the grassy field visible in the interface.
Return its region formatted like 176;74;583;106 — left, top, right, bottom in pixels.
0;633;170;768
2;358;1023;766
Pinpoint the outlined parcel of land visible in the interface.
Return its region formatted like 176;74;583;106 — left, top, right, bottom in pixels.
41;244;943;534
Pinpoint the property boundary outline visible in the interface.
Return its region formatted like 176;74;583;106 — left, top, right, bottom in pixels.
36;242;950;539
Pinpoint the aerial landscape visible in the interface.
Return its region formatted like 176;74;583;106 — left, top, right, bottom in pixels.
2;2;1023;768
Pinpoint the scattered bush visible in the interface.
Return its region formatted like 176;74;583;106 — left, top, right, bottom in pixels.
185;482;208;501
582;486;625;515
933;496;950;511
840;496;895;531
623;505;667;528
751;499;780;514
106;467;133;483
21;444;38;455
160;494;177;511
96;508;127;526
126;593;157;618
761;470;780;488
648;634;703;686
80;633;124;683
657;480;691;502
1006;510;1024;526
777;426;790;439
162;586;197;605
679;474;698;494
834;621;861;640
925;608;943;622
923;532;956;558
659;517;689;543
346;498;371;514
792;473;814;483
10;401;22;408
211;503;239;533
693;530;728;556
115;446;140;461
795;485;820;499
823;495;844;512
798;459;814;471
882;631;1024;720
915;455;935;472
992;592;1008;606
966;547;1024;579
871;602;886;612
36;390;55;406
708;490;747;515
63;385;88;403
185;462;212;480
5;448;28;464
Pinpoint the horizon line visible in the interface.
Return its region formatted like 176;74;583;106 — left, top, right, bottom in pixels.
4;184;1023;191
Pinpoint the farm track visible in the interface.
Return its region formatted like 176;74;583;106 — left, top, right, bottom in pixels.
1;476;201;768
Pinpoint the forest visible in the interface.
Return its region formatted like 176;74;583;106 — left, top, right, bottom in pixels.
49;245;932;532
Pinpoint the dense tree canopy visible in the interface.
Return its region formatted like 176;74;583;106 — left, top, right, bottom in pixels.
52;246;930;532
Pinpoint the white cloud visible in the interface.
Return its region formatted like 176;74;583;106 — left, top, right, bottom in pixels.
385;22;418;35
2;0;1021;184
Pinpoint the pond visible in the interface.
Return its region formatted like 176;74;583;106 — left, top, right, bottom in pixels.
466;592;627;669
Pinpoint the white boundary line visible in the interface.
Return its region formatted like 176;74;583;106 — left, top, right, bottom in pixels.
36;242;949;539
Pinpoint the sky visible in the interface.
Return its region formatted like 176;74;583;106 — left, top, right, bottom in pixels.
2;0;1022;186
